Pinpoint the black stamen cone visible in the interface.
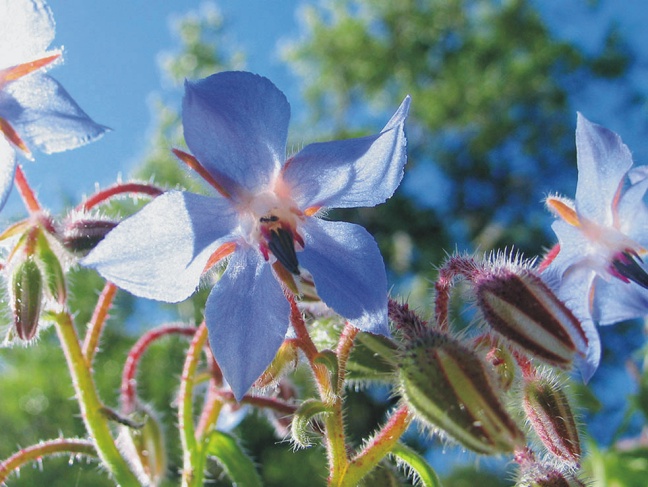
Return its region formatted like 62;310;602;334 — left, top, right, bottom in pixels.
268;227;300;275
613;251;648;289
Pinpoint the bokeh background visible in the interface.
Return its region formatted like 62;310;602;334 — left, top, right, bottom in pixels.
2;0;648;485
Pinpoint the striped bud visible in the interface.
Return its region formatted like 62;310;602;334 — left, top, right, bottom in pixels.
11;256;43;341
399;330;525;453
475;267;587;368
62;219;117;255
517;465;587;487
523;377;580;464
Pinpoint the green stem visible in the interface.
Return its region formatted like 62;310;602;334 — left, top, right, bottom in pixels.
179;322;208;487
341;405;412;486
0;438;96;484
49;311;140;486
82;281;117;364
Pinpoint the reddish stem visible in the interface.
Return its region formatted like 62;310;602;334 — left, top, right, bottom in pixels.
288;294;319;363
14;165;41;214
335;322;359;394
82;282;118;364
0;438;96;483
120;324;197;413
77;182;164;212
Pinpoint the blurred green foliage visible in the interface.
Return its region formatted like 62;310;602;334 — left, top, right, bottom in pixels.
0;1;647;485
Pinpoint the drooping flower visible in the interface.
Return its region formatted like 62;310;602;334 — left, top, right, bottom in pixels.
0;0;108;209
542;113;648;378
84;71;410;399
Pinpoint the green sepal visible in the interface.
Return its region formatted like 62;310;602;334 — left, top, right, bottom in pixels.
291;398;330;448
207;430;262;487
390;443;443;487
347;332;398;383
35;231;67;304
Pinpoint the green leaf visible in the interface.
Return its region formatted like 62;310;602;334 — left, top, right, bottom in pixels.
207;430;262;487
390;443;442;487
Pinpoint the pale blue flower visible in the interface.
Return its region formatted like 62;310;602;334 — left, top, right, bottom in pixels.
543;113;648;379
0;0;107;208
84;71;410;399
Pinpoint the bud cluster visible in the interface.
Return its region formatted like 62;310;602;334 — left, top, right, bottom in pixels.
392;250;587;477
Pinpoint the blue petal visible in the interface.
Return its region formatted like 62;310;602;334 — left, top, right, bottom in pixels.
283;96;410;210
545;220;590;278
617;172;648;243
206;246;290;401
0;74;107;153
592;276;648;325
575;113;633;224
182;72;290;198
298;218;389;335
0;136;16;210
0;0;55;68
83;191;238;302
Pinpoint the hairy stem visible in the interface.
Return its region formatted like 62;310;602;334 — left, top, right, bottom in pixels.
49;311;139;485
0;438;96;484
82;282;118;365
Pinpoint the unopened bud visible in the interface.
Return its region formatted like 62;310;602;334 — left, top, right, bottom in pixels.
475;267;587;368
35;231;66;305
523;377;580;464
11;256;43;341
399;330;525;454
517;465;587;487
475;335;516;391
119;407;167;486
62;219;117;255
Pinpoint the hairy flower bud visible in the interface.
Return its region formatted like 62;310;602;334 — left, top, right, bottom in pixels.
11;256;43;341
255;340;299;388
62;218;117;255
517;465;587;487
399;330;525;453
474;265;587;368
523;377;580;464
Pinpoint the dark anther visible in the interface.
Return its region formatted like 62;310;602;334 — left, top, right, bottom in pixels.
260;215;280;223
612;251;648;289
268;227;300;275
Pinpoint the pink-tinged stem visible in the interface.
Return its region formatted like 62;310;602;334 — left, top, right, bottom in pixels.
82;282;118;365
121;323;197;414
49;311;139;485
434;255;478;331
342;405;412;486
76;182;164;212
287;295;349;485
14;165;41;214
0;438;96;484
335;323;359;394
179;322;209;487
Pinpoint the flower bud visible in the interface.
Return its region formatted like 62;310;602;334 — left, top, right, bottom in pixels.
474;266;587;368
398;330;525;454
474;335;516;392
11;256;43;341
62;218;117;255
516;465;587;487
35;231;66;305
119;407;167;486
523;377;580;464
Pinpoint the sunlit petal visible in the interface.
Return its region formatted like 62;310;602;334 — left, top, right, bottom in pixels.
284;96;410;209
0;135;15;210
183;72;290;198
206;246;290;400
299;218;389;335
0;0;55;69
0;74;108;154
83;191;238;302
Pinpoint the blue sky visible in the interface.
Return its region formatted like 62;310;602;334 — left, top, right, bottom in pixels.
5;0;648;221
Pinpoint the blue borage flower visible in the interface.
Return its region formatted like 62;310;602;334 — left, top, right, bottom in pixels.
542;113;648;379
0;0;107;209
84;71;410;399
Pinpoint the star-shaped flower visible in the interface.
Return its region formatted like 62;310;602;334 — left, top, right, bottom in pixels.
0;0;108;209
542;113;648;379
84;71;410;399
